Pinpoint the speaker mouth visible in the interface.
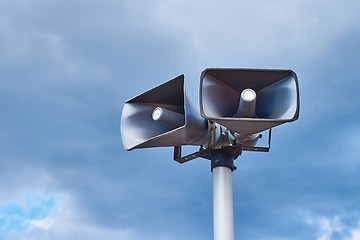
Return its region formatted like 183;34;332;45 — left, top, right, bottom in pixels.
242;89;256;101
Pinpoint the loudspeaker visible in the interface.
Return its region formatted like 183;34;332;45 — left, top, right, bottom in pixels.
200;68;300;135
121;74;208;151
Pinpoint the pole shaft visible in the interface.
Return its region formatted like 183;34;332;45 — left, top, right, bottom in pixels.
212;161;234;240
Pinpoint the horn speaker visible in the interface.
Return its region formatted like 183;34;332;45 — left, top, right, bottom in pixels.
121;74;208;150
200;68;300;135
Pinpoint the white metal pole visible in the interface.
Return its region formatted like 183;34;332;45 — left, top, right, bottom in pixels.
213;166;234;240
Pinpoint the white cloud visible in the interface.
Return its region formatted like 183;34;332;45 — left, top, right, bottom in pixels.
304;213;360;240
0;192;57;239
133;0;360;65
345;228;360;240
29;219;52;230
317;216;344;240
10;192;136;240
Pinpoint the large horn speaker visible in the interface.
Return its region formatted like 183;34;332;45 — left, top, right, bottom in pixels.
200;68;300;135
121;74;208;150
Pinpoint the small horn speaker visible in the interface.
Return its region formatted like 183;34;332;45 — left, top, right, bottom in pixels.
200;68;300;135
121;74;208;150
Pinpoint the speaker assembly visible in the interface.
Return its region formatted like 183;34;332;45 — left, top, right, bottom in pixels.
121;68;300;162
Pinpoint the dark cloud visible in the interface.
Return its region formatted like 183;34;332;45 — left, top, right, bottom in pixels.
1;0;360;239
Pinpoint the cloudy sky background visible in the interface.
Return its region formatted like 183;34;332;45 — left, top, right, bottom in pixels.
1;0;360;239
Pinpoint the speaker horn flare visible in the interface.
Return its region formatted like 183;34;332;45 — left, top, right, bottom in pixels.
121;74;208;150
200;68;300;135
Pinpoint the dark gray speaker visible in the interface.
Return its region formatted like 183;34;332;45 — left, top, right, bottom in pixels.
121;74;208;150
200;68;300;135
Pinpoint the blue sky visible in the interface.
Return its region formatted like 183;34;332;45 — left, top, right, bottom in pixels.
0;0;360;239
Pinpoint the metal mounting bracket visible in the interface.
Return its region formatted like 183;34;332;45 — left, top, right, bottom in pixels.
173;146;211;163
173;144;243;164
242;128;272;152
173;128;272;163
